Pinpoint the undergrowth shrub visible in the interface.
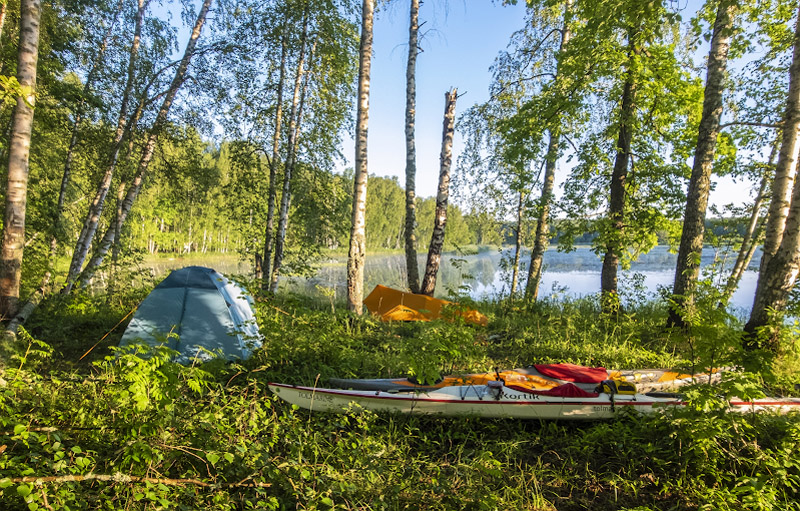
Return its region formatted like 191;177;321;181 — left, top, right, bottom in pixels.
2;289;799;510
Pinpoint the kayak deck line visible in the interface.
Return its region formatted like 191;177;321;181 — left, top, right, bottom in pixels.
327;364;724;394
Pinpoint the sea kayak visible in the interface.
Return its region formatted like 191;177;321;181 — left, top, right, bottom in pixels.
267;381;800;420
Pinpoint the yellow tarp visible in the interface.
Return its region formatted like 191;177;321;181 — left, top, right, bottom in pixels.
363;285;488;326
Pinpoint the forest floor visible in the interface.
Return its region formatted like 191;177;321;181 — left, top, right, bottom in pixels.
2;282;800;510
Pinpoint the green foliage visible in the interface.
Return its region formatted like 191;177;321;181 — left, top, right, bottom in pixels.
3;289;800;510
398;316;487;385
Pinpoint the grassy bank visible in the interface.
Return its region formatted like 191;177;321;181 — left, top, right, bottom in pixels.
1;285;800;510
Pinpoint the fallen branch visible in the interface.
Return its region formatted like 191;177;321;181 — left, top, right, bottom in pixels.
79;307;137;360
266;304;308;324
6;472;272;488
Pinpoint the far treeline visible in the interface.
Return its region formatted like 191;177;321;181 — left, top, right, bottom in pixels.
0;0;800;348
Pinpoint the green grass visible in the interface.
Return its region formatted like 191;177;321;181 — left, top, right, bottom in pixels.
1;285;800;510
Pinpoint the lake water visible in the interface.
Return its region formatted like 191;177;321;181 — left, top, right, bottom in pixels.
147;245;760;317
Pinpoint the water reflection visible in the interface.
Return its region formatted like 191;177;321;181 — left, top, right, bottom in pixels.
145;246;760;316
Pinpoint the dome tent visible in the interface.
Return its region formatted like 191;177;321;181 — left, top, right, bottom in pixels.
119;266;261;364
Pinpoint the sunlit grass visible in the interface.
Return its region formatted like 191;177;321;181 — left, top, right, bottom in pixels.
3;286;799;509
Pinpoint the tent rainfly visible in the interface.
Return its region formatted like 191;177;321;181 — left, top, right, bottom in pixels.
363;285;488;326
119;266;262;364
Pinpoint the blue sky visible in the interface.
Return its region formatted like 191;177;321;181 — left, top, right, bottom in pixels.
346;0;757;211
344;1;529;199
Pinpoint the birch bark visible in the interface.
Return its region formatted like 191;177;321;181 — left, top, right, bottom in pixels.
601;32;637;306
757;16;800;281
76;0;213;288
63;0;147;293
420;88;458;297
262;22;289;288
347;0;374;313
744;5;800;343
270;8;310;293
525;0;572;301
54;0;124;252
0;0;41;319
404;0;421;293
669;0;736;326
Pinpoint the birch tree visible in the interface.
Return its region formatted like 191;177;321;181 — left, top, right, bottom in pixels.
599;28;637;305
346;0;374;314
270;6;311;292
554;0;697;304
420;88;457;297
458;2;571;300
668;0;738;326
262;21;289;287
525;0;573;300
744;3;800;345
76;0;214;287
0;0;41;319
52;0;124;256
63;0;149;293
404;0;421;293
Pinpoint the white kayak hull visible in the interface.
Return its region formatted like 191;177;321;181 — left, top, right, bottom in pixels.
268;383;800;420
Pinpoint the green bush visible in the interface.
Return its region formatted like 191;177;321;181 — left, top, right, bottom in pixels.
1;291;799;510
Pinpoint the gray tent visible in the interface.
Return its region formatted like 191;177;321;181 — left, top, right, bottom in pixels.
119;266;262;364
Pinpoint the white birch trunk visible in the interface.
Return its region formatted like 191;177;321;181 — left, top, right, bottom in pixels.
745;5;800;343
270;9;311;293
76;0;213;288
420;88;458;297
404;0;421;293
347;0;375;314
0;0;41;319
669;0;736;326
262;23;289;287
525;0;572;302
63;0;148;293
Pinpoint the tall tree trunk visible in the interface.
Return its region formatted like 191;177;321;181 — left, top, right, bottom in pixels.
14;0;133;319
347;0;375;314
510;189;524;297
757;30;800;282
526;132;559;301
744;5;800;345
76;0;213;288
721;173;768;304
52;0;124;254
262;22;289;289
0;0;41;319
668;0;736;326
270;8;311;293
601;31;637;307
404;0;421;293
525;0;572;301
420;88;458;297
63;0;147;293
0;0;8;47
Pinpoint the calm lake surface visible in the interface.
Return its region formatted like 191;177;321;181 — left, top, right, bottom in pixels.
147;245;760;316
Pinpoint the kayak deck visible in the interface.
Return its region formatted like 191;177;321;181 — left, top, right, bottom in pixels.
328;364;722;394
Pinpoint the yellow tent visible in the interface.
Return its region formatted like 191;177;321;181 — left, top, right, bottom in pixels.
363;285;488;326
